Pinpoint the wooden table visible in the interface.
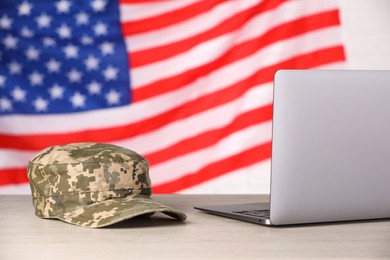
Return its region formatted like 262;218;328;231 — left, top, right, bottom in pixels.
1;195;389;259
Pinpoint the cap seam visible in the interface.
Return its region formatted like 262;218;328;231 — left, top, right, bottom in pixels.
32;188;149;198
61;206;171;223
28;160;145;166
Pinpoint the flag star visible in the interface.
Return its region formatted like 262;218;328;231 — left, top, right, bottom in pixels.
29;71;44;86
105;89;121;105
25;46;40;61
46;59;61;73
20;27;34;38
11;87;27;102
8;61;22;75
33;97;48;112
70;92;86;108
67;69;82;83
18;1;33;16
100;42;114;55
91;0;107;12
2;35;18;49
87;81;102;95
36;13;52;28
0;75;6;87
42;37;56;47
57;24;72;39
56;0;71;13
80;35;93;45
84;55;100;70
0;15;12;29
63;44;79;59
0;97;12;112
49;84;65;99
103;66;118;81
94;22;107;36
75;12;89;25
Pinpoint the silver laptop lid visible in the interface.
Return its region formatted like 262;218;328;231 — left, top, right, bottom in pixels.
270;70;390;225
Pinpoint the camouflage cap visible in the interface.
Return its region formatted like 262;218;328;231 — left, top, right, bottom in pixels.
27;142;186;228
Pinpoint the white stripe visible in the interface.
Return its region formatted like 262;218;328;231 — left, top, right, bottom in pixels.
149;120;273;185
315;61;346;70
126;0;260;51
179;159;271;194
126;0;338;53
0;27;342;135
131;32;236;87
232;0;339;45
0;149;36;168
120;0;201;22
0;184;31;194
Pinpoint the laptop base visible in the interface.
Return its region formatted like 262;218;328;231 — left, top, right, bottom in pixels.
194;202;272;225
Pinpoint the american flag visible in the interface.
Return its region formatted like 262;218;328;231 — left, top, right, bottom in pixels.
0;0;345;194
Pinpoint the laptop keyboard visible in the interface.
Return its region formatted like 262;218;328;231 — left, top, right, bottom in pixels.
233;209;270;218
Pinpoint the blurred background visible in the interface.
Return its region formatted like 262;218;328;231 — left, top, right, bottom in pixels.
0;0;389;194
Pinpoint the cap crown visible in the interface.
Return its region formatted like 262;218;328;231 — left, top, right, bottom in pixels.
28;142;152;218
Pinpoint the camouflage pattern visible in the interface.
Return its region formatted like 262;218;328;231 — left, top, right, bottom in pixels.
27;142;186;228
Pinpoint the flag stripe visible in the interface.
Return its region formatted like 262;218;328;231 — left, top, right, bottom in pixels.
152;142;272;193
146;104;273;166
124;0;260;54
119;0;201;21
126;0;282;67
121;0;227;35
0;168;29;186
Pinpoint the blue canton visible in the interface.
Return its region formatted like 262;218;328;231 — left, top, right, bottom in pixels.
0;0;131;114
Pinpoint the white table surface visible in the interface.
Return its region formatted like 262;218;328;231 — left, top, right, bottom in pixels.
1;194;390;260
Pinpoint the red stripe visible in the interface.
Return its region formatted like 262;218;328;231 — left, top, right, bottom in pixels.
146;104;273;166
0;46;345;151
0;168;29;186
152;142;272;193
121;0;226;35
132;10;342;101
128;0;285;67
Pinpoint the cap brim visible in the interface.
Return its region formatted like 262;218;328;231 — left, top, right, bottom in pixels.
56;194;187;228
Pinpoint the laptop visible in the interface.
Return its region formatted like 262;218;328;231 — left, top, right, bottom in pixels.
195;70;390;226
